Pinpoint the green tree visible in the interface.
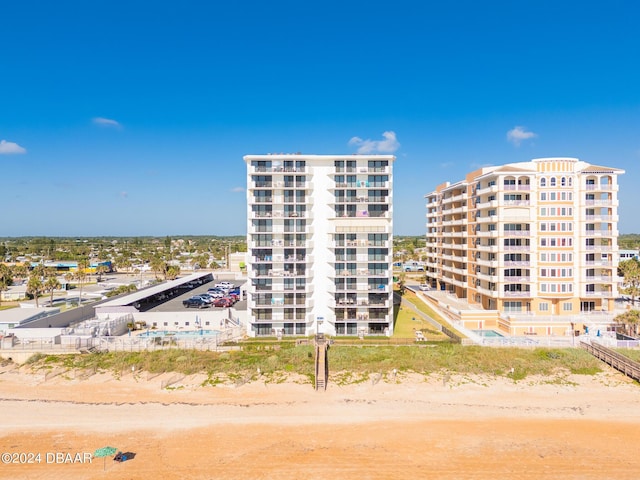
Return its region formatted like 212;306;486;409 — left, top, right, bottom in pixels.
12;263;28;284
614;309;640;337
74;259;89;306
150;256;167;280
397;271;407;295
95;265;109;282
44;274;61;307
166;265;180;280
0;264;13;306
619;259;640;306
27;272;45;308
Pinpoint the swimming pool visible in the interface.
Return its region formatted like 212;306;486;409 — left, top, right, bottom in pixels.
140;329;221;338
472;330;504;338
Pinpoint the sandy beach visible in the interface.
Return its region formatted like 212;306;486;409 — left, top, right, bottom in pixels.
1;364;639;480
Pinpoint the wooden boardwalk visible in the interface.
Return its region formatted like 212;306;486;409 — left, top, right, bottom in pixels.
580;341;640;382
315;334;328;391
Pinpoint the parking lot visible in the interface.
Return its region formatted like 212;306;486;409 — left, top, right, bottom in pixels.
145;279;247;312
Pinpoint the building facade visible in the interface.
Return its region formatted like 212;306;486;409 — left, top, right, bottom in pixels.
425;158;625;334
245;154;395;337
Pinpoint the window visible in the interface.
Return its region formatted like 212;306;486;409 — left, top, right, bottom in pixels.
504;301;522;312
540;178;546;187
550;177;556;187
539;302;549;311
540;192;547;201
563;303;573;312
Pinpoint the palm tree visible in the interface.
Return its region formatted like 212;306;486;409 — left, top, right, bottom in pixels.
150;256;167;280
44;275;61;306
12;263;28;285
0;264;12;306
74;259;89;306
166;265;180;280
619;259;640;306
95;265;109;282
614;309;640;337
27;274;45;308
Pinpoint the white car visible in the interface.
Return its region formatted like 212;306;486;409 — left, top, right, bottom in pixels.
419;284;431;291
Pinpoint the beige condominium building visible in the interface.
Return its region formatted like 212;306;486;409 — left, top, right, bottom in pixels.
425;157;625;336
245;154;395;338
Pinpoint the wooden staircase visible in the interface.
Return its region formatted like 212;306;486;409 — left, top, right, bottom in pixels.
315;334;328;391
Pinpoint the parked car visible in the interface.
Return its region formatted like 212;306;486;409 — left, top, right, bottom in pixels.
213;297;233;308
207;289;225;298
183;297;210;309
194;294;214;304
215;282;235;290
419;284;431;291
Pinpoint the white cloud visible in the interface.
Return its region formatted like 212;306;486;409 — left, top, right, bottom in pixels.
230;186;245;193
0;139;26;154
93;117;122;128
506;126;537;146
348;131;400;154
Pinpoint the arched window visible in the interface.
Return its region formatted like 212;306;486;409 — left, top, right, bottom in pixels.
550;177;556;187
540;178;546;187
568;177;572;186
561;177;566;186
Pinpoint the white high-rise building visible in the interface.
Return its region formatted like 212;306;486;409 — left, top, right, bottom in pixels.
245;154;395;337
425;157;625;335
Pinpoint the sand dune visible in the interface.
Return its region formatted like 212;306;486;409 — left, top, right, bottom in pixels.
1;366;638;479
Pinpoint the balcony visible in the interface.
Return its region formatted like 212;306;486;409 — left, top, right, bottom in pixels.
250;211;273;219
476;272;498;282
581;290;613;297
503;276;531;283
503;245;530;251
475;245;499;253
502;260;530;267
585;184;617;192
503;230;531;237
584;200;616;206
584;245;613;252
503;290;532;297
584;260;613;267
475;230;499;238
474;285;499;297
249;182;273;189
585;276;613;282
583;230;618;237
475;215;498;224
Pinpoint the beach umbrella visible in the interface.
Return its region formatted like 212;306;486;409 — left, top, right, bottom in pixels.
94;446;117;470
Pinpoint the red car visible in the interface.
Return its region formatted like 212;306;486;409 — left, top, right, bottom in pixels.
213;297;233;308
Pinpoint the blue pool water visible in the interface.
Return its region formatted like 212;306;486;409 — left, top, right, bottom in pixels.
141;329;220;338
472;330;504;338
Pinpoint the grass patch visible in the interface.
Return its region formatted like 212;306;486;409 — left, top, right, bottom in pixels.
23;343;605;383
615;348;640;363
400;290;466;339
393;303;448;341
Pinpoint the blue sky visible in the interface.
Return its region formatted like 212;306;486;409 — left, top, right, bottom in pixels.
1;0;639;236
